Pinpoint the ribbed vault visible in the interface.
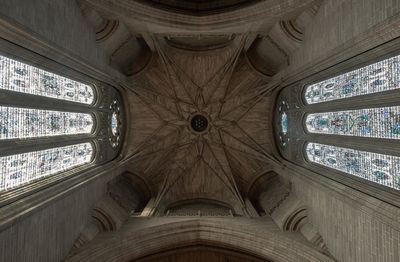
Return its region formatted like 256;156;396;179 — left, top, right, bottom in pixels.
69;1;332;260
125;35;278;214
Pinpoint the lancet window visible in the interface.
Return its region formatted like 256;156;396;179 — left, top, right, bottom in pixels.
301;54;400;190
0;53;123;193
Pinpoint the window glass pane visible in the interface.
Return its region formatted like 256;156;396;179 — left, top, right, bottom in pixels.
0;106;93;139
304;55;400;104
0;55;94;104
306;143;400;190
306;106;400;139
111;112;118;136
0;143;93;191
281;112;288;135
109;100;121;148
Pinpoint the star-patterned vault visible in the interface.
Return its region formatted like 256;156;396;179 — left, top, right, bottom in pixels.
126;35;278;216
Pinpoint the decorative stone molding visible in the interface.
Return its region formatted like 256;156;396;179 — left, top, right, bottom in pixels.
82;0;316;33
279;20;303;43
78;2;120;42
164;199;234;217
92;196;127;231
95;20;119;42
165;35;235;51
67;217;335;262
140;0;258;15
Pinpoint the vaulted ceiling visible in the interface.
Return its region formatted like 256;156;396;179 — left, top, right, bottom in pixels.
125;36;276;213
77;0;321;214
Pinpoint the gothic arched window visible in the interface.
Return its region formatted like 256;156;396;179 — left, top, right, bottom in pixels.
0;107;94;139
306;143;400;190
109;100;122;148
304;55;400;104
0;54;123;193
300;54;400;191
0;55;94;104
305;106;400;139
276;100;290;148
0;143;93;191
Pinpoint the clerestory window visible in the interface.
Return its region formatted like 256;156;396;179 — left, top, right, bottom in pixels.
302;54;400;190
0;53;122;193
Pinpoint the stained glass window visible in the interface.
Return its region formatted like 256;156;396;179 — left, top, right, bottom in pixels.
0;106;93;140
0;53;124;194
306;106;400;139
304;55;400;104
109;100;121;148
277;100;290;147
0;143;93;191
306;143;400;190
0;55;94;104
281;112;288;135
111;112;118;136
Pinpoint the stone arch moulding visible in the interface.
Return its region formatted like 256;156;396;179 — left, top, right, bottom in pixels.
163;198;235;217
67;219;334;262
134;245;267;262
82;0;316;32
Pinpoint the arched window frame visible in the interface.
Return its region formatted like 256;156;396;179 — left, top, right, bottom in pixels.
276;47;400;205
303;53;400;190
0;49;124;204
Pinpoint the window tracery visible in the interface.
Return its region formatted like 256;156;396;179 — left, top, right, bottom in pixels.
109;100;122;148
282;52;400;192
0;53;123;194
0;143;93;191
306;106;400;139
304;55;400;104
0;55;94;104
0;106;93;139
306;143;400;190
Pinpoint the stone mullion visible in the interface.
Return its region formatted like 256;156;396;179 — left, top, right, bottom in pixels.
299;133;400;157
0;91;104;158
293;86;400;157
0;33;114;163
275;37;400;210
299;90;400;114
0;89;94;113
0;135;96;157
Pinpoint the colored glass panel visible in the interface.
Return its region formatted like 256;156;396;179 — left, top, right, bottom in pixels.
0;143;93;191
304;55;400;104
0;106;93;140
111;112;118;136
0;55;94;104
306;143;400;190
281;112;288;135
306;106;400;139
